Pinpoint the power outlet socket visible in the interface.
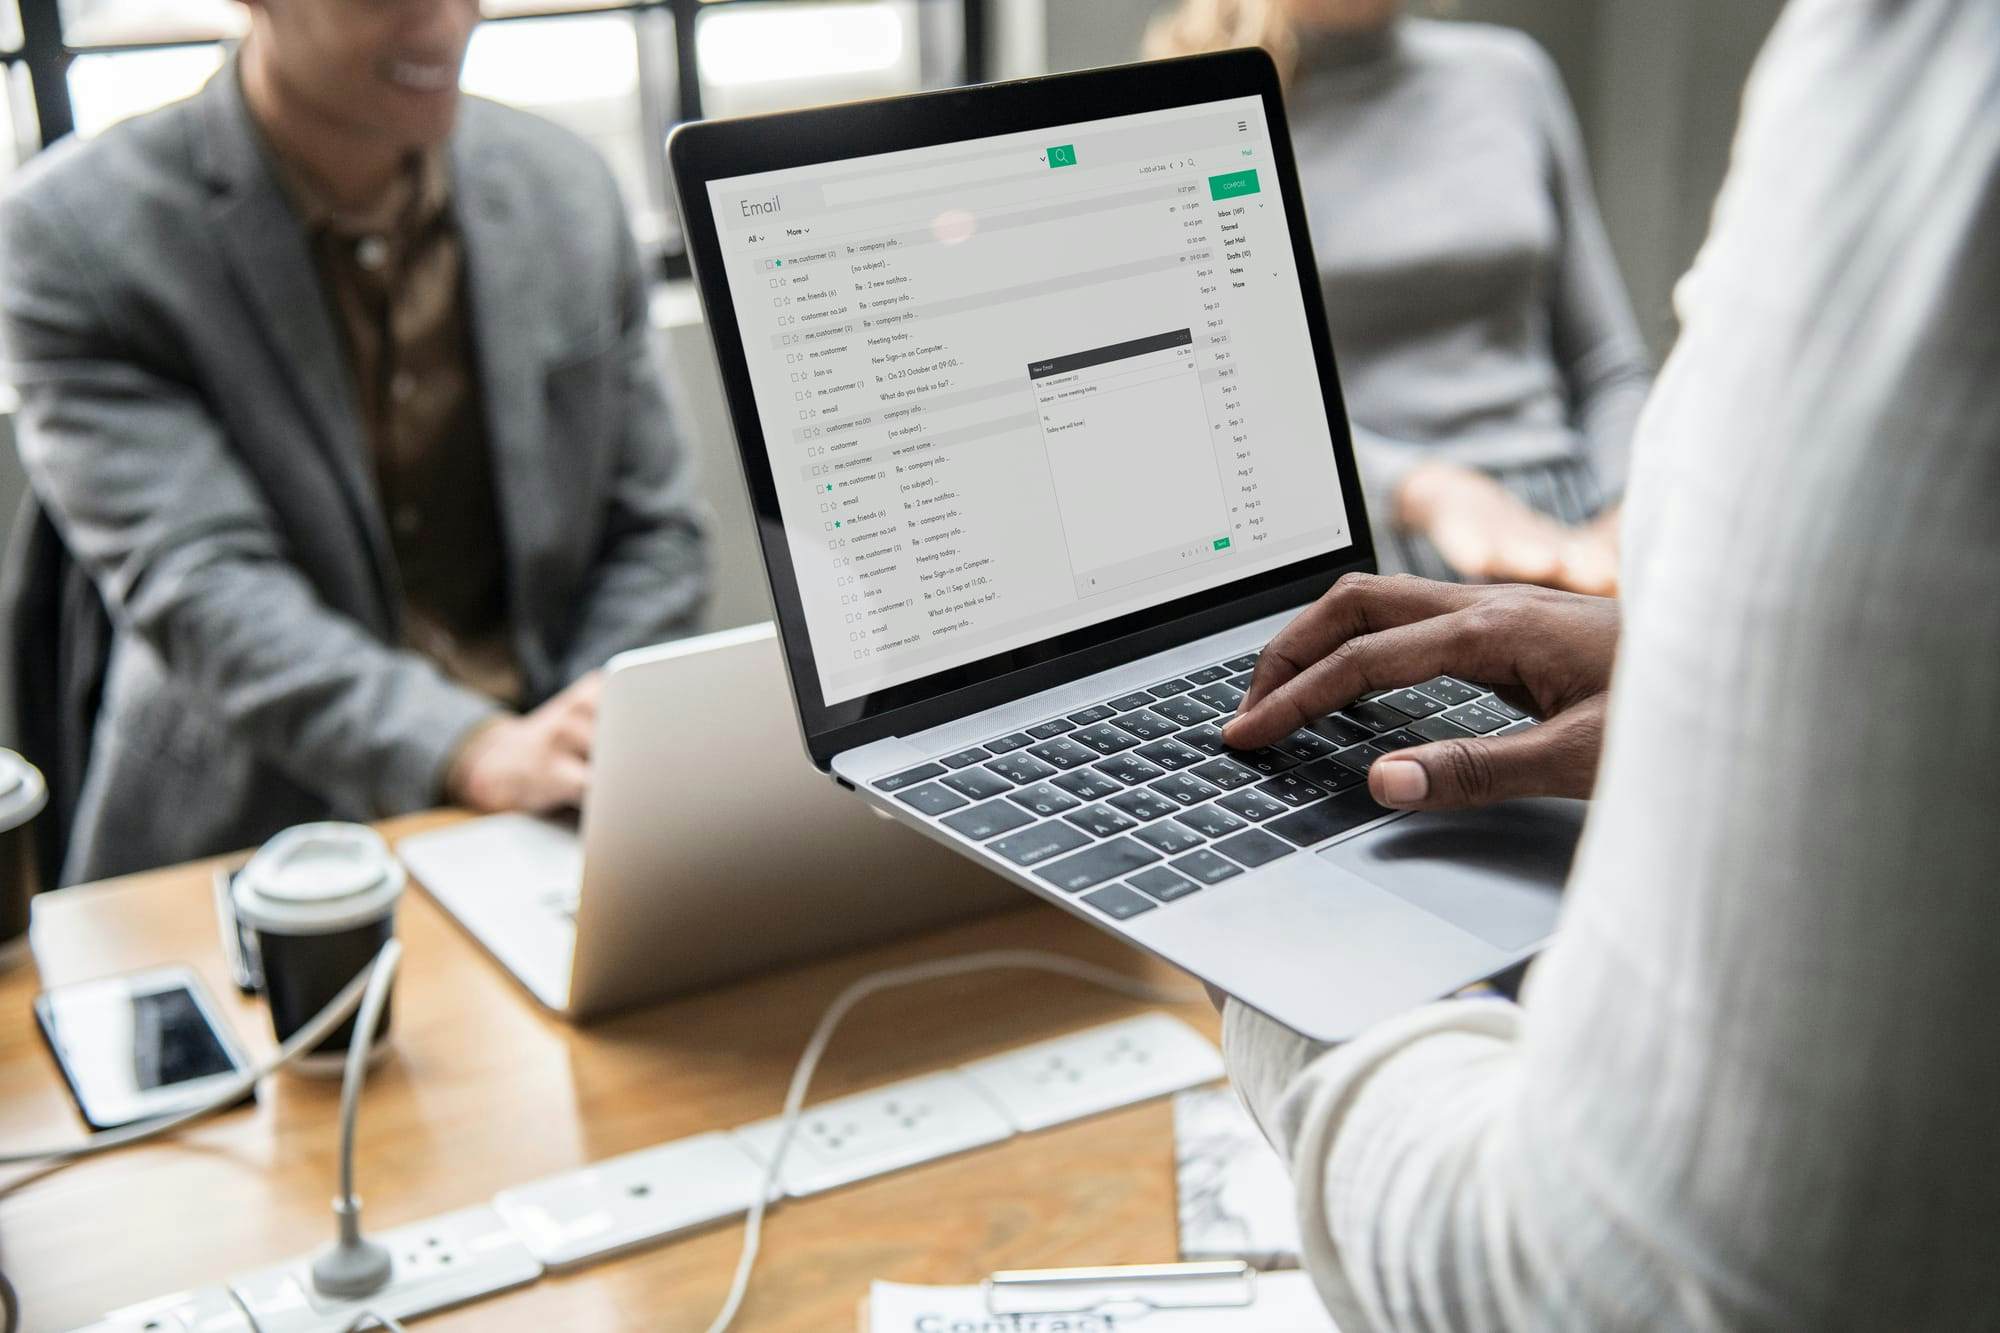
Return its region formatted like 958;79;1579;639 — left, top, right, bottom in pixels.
492;1131;771;1270
70;1288;252;1333
731;1070;1014;1197
957;1013;1224;1133
227;1205;541;1333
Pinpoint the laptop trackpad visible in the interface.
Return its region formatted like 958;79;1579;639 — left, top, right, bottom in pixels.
1319;798;1585;950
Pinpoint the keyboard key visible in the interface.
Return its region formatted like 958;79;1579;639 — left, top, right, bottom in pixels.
940;799;1035;841
1052;768;1122;802
1027;737;1095;769
1267;787;1396;847
1129;866;1201;903
1176;804;1246;838
1149;772;1223;807
1068;704;1118;726
1407;714;1476;744
1108;788;1180;822
1223;653;1259;673
1112;708;1177;741
1184;665;1231;686
1007;783;1082;817
940;768;1011;801
1071;722;1142;755
1300;758;1368;791
1215;828;1294;869
1308;714;1374;747
1082;883;1157;920
1107;691;1156;713
987;753;1057;784
1328;746;1379;776
1227;672;1256;690
990;821;1092;867
1442;702;1510;735
1065;803;1140;838
1147;677;1196;699
1189;683;1245;713
1415;676;1482;707
1027;718;1076;739
876;763;945;792
1172;849;1245;884
1133;821;1205;855
1482;696;1529;722
1230;747;1299;776
941;747;992;769
1339;700;1409;733
1151;695;1220;727
1273;729;1341;760
1176;724;1228;756
1034;837;1162;893
1095;754;1165;785
986;732;1035;753
1190;757;1259;791
1217;789;1289;822
1256;773;1329;808
1375;729;1426;751
896;783;967;816
1135;738;1205;771
1380;688;1446;720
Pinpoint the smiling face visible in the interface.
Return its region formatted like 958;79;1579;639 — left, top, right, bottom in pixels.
244;0;481;151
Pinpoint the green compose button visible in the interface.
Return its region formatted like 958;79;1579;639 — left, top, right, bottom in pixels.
1208;169;1260;200
1213;537;1232;551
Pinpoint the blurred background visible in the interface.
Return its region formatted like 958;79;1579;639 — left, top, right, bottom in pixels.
0;0;1782;719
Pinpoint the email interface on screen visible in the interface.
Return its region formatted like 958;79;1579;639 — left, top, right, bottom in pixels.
708;95;1351;707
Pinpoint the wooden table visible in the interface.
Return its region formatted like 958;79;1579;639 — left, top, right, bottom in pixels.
0;812;1221;1332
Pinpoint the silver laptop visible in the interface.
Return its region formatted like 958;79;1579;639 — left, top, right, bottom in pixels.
668;51;1581;1043
398;622;1016;1019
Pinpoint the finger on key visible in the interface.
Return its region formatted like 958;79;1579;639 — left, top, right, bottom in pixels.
1369;703;1603;810
1235;574;1471;719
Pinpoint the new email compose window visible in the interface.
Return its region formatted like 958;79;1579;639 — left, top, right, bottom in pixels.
709;95;1351;706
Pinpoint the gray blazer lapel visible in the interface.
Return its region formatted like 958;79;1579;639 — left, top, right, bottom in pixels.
452;115;555;692
192;68;394;605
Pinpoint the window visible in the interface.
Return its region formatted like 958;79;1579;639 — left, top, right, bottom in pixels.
6;0;990;272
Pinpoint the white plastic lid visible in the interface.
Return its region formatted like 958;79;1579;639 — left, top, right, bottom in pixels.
0;749;47;833
233;822;405;936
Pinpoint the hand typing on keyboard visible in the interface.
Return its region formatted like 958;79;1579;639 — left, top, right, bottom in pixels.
1224;574;1618;811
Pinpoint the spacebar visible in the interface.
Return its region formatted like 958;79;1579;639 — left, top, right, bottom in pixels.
1267;787;1394;846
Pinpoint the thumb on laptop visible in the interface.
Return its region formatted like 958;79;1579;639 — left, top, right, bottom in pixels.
1368;699;1605;811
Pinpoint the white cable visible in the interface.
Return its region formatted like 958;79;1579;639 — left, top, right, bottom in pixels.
0;940;402;1167
700;948;1201;1333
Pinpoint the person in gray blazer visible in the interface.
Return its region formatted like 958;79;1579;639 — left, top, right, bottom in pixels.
0;0;708;884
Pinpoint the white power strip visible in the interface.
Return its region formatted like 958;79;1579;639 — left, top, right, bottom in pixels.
66;1014;1220;1329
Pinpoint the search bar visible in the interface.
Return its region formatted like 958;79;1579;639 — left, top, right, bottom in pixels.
820;150;1054;206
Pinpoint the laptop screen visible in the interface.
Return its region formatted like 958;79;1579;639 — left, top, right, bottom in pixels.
705;93;1353;708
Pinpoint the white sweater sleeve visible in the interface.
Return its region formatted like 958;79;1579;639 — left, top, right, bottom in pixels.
1225;3;2000;1329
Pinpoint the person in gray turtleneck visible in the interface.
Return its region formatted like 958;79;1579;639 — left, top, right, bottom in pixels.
1147;0;1650;595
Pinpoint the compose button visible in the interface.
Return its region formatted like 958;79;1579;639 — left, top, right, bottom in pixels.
1207;168;1260;200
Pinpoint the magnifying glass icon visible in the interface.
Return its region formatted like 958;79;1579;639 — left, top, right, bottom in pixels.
1048;145;1075;167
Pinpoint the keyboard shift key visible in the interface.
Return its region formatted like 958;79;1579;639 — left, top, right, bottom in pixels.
940;747;992;769
1190;757;1259;790
1267;786;1396;847
1094;754;1164;785
1133;821;1205;855
1407;714;1476;744
1027;718;1076;739
1135;739;1204;771
1027;737;1095;769
1217;789;1288;822
1214;828;1294;869
1172;849;1245;885
1053;768;1122;802
1034;837;1162;893
988;752;1057;784
1071;722;1141;754
1065;803;1140;838
1112;708;1177;741
1442;702;1511;735
1176;804;1246;838
1380;688;1446;719
896;783;967;816
1415;676;1482;707
1149;773;1222;807
1082;883;1156;920
876;763;944;792
1151;695;1220;727
989;820;1092;867
1107;788;1180;822
940;768;1011;801
941;799;1035;841
1008;783;1082;817
1128;866;1201;903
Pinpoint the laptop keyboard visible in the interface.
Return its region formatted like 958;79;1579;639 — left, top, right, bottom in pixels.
873;655;1535;925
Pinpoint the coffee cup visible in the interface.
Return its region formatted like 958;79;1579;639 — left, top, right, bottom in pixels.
232;822;404;1076
0;749;48;973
